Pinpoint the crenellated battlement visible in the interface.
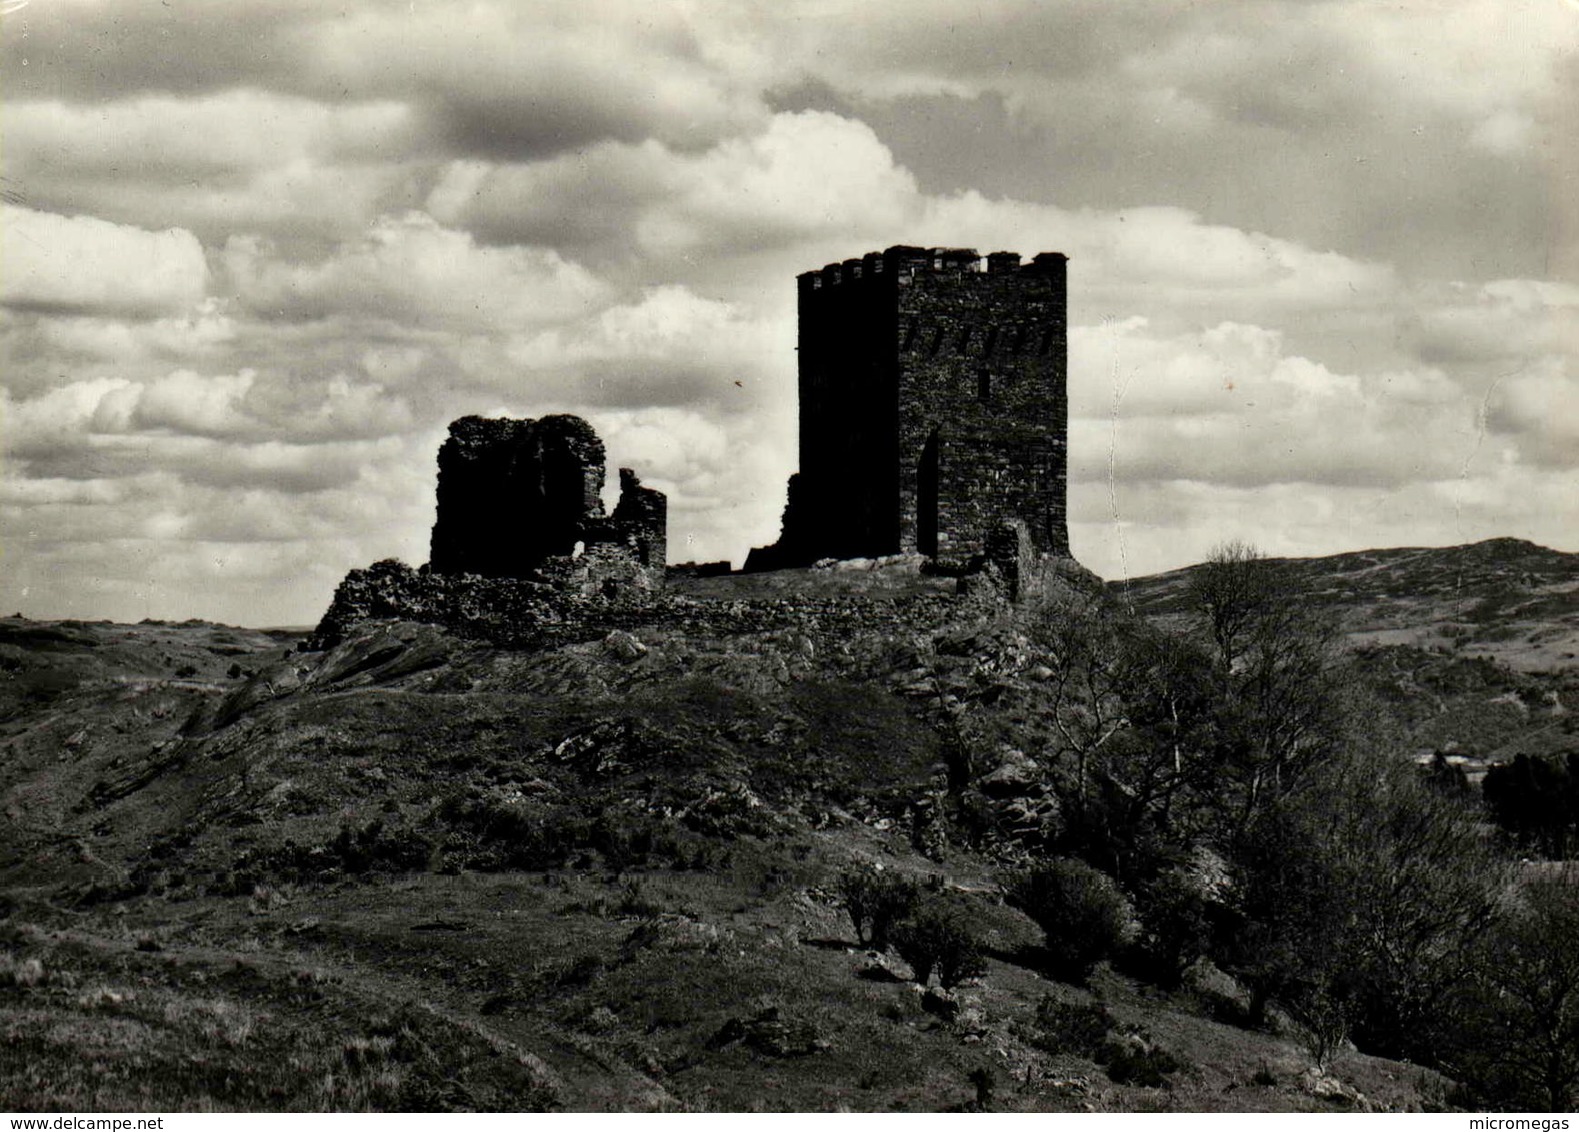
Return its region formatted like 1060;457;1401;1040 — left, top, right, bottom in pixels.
796;246;1068;293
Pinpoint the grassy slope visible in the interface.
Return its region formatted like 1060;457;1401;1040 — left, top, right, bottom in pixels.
7;539;1571;1112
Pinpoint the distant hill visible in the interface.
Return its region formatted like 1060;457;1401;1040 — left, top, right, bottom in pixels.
1108;538;1579;779
1111;538;1579;673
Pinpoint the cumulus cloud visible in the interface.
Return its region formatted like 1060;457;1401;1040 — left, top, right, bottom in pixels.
1486;358;1579;467
30;302;239;363
763;0;1573;281
306;1;767;158
426;108;1399;331
5;94;416;179
1;369;415;482
1;206;208;317
1407;279;1579;370
1;0;767;157
221;212;610;329
426;112;922;265
1069;319;1484;492
496;285;793;412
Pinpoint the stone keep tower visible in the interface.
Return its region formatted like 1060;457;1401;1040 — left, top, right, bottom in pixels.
763;245;1069;569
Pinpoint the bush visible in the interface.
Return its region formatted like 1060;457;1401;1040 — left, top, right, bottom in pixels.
434;790;590;871
836;864;920;949
333;819;435;874
1022;996;1184;1085
0;953;45;990
888;898;986;989
1125;866;1214;990
1482;752;1579;859
1026;996;1115;1057
1004;858;1131;981
1100;1037;1184;1087
1221;746;1505;1061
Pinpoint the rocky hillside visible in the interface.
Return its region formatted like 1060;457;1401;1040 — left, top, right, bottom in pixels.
3;542;1572;1111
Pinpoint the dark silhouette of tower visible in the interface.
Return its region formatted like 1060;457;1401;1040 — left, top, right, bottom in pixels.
751;245;1069;570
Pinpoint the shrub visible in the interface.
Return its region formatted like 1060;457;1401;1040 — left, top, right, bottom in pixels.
1004;858;1131;981
549;953;605;989
1125;867;1213;990
434;790;590;871
1222;746;1505;1061
1284;982;1352;1071
1027;996;1115;1057
1100;1038;1184;1087
616;879;662;918
1023;996;1183;1085
332;818;435;874
836;864;920;949
1482;752;1579;859
0;953;45;989
889;898;986;989
967;1066;996;1110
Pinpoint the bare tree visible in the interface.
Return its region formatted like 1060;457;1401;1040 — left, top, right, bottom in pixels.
1226;741;1507;1058
1028;596;1133;816
1479;869;1579;1109
1023;599;1220;880
1187;541;1346;843
1189;539;1275;671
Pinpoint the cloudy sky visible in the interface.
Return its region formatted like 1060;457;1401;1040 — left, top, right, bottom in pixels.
1;0;1575;626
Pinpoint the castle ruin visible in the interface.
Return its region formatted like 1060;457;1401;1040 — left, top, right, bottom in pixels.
750;245;1070;573
314;242;1082;648
428;414;666;590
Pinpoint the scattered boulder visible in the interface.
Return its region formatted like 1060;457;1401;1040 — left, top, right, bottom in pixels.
980;751;1041;798
709;1006;827;1058
602;630;648;662
855;950;910;983
1300;1068;1371;1110
552;719;645;777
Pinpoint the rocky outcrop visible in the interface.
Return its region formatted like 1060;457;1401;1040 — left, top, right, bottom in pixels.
306;558;967;652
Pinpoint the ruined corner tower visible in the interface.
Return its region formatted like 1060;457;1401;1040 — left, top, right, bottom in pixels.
751;246;1070;571
429;414;666;587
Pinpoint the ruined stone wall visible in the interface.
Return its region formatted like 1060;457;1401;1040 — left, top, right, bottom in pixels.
429;415;607;576
427;414;665;590
609;468;667;569
309;557;962;652
774;246;1069;570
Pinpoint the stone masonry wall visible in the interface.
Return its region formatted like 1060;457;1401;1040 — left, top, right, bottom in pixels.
427;414;665;589
429;415;606;576
895;251;1068;564
764;245;1069;570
